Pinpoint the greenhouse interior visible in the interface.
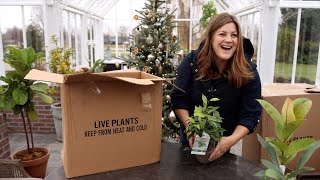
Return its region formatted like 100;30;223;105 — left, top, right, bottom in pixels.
0;0;320;179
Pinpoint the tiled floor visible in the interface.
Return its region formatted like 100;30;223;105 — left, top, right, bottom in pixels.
8;133;63;176
8;133;242;178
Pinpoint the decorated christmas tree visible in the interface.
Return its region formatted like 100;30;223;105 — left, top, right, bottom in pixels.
128;0;181;140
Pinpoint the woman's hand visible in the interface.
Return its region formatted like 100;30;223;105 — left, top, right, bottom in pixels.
208;136;237;161
186;132;195;148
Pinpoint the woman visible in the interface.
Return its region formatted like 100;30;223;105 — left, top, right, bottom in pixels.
171;13;262;161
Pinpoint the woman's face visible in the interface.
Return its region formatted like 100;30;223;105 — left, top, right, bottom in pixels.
212;22;239;63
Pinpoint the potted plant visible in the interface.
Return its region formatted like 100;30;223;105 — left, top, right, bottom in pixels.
48;35;73;142
185;94;225;164
0;47;54;178
255;97;320;179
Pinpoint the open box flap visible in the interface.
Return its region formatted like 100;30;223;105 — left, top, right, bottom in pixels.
24;69;65;83
25;69;162;85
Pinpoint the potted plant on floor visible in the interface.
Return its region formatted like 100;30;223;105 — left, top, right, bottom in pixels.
185;94;225;164
255;97;320;179
0;46;54;178
48;35;73;142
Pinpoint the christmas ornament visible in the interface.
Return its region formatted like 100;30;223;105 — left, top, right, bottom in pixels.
158;43;164;49
144;9;149;15
147;54;155;61
165;95;171;102
169;111;176;123
115;63;120;68
133;15;139;20
139;54;145;60
146;35;153;44
155;59;160;66
143;66;149;72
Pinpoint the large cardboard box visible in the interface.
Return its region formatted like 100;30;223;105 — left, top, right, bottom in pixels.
242;83;320;172
25;69;163;178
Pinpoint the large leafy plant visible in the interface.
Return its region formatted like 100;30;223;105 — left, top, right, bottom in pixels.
185;94;225;146
49;35;73;74
0;47;54;153
255;97;320;179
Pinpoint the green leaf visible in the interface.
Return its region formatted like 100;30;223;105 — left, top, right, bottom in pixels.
292;98;312;121
254;170;266;177
209;97;219;102
24;47;36;65
261;159;283;175
297;141;320;169
287;138;316;155
269;140;288;152
287;167;314;178
281;97;295;124
12;88;28;105
257;135;279;166
257;99;284;140
27;109;38;121
12;105;23;115
35;92;54;104
265;169;283;179
282;120;304;142
30;83;49;94
202;94;207;109
258;99;284;126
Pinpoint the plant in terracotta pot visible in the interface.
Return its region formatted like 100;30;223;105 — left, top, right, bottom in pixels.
0;46;54;178
185;94;225;164
255;97;320;179
48;35;73;142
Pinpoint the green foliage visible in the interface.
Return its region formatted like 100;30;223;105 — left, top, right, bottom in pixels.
0;46;54;120
49;35;73;74
199;1;217;29
256;98;320;179
185;94;225;144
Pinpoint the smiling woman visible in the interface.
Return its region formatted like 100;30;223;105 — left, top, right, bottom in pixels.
171;13;262;163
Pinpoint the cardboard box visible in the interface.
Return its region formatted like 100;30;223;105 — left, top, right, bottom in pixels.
242;83;320;172
25;69;163;178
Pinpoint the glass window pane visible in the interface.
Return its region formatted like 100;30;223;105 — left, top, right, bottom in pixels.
176;21;190;51
191;20;202;50
118;20;131;58
104;20;116;58
295;8;320;84
171;0;190;19
274;8;298;83
0;6;23;71
25;6;44;53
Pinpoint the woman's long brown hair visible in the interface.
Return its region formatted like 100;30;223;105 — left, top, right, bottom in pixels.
197;13;254;88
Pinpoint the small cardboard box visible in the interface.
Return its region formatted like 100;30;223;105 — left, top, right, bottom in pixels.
25;69;163;178
242;83;320;172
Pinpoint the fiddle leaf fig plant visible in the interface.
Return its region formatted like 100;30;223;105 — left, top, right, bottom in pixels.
185;94;225;146
0;46;54;153
255;97;320;179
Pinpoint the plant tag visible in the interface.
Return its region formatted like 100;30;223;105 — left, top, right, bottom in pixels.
191;132;210;155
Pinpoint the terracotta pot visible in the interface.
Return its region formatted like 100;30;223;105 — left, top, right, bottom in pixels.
12;147;50;178
195;143;215;164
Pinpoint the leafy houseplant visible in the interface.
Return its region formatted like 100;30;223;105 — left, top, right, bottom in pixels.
185;94;225;163
0;47;54;178
48;35;73;142
49;35;73;74
255;97;320;179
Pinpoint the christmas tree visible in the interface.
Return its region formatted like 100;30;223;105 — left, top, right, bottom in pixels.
128;0;181;140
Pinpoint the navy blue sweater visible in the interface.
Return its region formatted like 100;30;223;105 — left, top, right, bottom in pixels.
171;49;262;137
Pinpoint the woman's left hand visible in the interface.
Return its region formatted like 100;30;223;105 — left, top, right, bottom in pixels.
208;136;237;161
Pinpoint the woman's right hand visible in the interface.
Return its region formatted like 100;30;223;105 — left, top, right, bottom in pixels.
186;132;195;148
